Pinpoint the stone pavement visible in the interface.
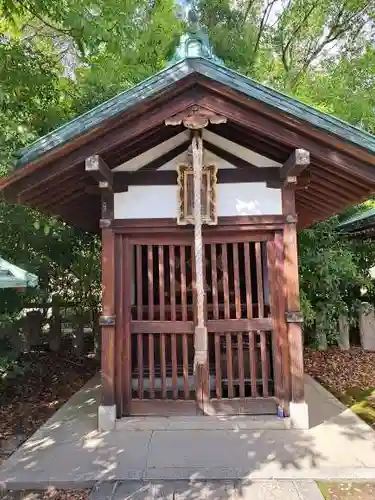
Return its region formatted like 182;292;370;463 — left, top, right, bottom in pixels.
1;375;375;489
89;480;324;500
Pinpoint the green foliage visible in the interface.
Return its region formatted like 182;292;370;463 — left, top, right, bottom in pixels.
299;217;375;344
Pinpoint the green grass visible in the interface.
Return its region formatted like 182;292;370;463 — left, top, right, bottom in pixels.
317;481;375;499
317;482;330;499
338;387;375;428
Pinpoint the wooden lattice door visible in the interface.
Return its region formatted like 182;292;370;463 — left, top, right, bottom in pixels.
130;240;196;402
122;230;284;416
199;231;284;414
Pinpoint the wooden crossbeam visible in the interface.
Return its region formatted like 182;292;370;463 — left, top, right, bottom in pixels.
85;155;113;189
280;149;310;184
113;167;279;191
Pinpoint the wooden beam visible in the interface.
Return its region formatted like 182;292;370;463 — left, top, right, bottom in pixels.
113;166;280;191
85;155;113;189
280;149;310;183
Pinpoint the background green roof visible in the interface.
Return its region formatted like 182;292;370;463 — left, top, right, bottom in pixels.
338;207;375;233
0;257;38;289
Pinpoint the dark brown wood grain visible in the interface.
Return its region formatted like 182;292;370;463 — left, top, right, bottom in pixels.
122;237;132;414
244;242;253;319
115;235;123;416
282;186;304;403
260;330;269;397
248;331;258;397
255;242;264;318
101;227;115;408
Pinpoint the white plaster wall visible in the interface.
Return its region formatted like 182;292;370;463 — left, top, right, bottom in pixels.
217;183;282;216
114;182;282;219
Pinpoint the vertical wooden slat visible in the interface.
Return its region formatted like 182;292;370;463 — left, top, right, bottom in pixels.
147;245;155;398
211;244;219;319
267;238;283;403
222;244;233;398
123;237;132;414
170;245;178;399
169;245;176;321
159;246;165;319
222;243;230;319
248;331;258;397
255;242;264;318
180;246;188;322
211;244;221;399
233;243;244;397
244;242;253;319
136;245;144;399
137;334;144;399
158;245;167;399
226;333;233;398
237;333;245;398
182;331;189;399
233;243;241;319
260;330;269;397
171;334;178;400
180;245;189;399
136;245;143;320
115;236;123;415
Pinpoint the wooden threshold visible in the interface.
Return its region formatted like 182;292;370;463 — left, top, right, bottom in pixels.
129;397;277;417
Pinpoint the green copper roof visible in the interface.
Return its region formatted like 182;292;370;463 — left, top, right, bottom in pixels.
338;207;375;233
0;257;38;289
14;31;375;168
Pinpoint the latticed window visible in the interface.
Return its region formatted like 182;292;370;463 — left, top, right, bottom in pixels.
177;163;217;225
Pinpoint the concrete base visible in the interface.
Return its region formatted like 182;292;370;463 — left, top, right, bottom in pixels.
98;404;116;431
289;401;309;430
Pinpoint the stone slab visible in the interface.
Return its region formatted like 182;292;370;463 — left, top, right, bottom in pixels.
3;374;375;488
116;416;291;431
294;480;324;499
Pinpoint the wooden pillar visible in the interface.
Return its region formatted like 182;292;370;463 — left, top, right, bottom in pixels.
86;155;116;429
192;131;209;412
100;190;116;409
282;184;307;423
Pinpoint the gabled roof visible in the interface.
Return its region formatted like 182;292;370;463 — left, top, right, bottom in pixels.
0;257;38;289
3;29;375;232
15;30;375;169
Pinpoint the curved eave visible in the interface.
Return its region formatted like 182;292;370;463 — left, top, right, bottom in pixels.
13;57;375;170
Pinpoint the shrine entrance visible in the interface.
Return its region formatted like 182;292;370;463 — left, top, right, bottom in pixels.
115;219;287;417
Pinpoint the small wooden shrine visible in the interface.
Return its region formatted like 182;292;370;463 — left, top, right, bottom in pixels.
2;27;375;429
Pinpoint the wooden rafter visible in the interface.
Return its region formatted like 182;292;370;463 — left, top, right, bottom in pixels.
280;149;310;184
85;155;113;190
5;91;198;202
198;91;375;186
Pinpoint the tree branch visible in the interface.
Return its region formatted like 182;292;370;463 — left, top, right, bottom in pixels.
252;0;278;58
